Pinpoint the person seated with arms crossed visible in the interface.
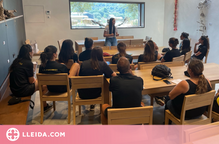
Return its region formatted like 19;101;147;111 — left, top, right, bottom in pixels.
39;45;80;94
79;37;93;61
192;36;209;60
112;42;133;64
180;38;191;55
101;57;144;124
59;39;78;66
161;37;181;62
78;47;117;109
179;32;189;51
164;58;212;122
10;45;49;110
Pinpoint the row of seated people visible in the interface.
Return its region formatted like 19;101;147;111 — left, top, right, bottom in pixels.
9;41;218;124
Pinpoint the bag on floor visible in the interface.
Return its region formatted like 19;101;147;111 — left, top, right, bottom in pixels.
151;65;172;81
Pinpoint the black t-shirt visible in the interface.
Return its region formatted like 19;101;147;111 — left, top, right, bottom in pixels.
194;45;207;60
10;59;33;95
79;49;92;61
138;51;158;62
172;79;212;119
112;54;133;64
163;49;181;62
39;61;69;93
78;59;113;99
59;53;78;63
110;73;143;108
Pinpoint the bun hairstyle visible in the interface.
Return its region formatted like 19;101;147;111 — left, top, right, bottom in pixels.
188;58;207;94
201;36;210;50
84;37;93;50
143;40;155;62
117;42;127;58
10;44;32;72
40;45;57;68
59;39;75;63
90;46;103;70
181;32;189;39
169;37;179;47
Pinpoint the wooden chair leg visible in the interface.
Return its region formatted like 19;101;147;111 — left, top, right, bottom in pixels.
73;105;76;125
53;101;56;111
150;96;154;106
79;105;81;115
100;104;102;123
40;101;44;124
68;100;71;124
165;112;169;125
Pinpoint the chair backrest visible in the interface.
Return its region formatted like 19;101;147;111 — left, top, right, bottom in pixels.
70;75;104;102
37;73;71;96
118;40;131;46
88;37;98;40
172;55;185;62
138;61;184;70
101;46;110;50
107;106;153;125
58;39;65;51
184;51;192;62
116;36;134;39
109;64;135;72
180;90;215;123
130;39;143;45
204;49;210;63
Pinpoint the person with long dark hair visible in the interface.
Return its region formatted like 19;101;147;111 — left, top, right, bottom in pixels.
78;46;117;100
165;59;212;120
103;18;119;46
39;45;80;93
79;37;93;61
180;38;191;55
138;40;162;62
112;42;133;64
161;37;181;62
192;36;209;60
59;39;78;64
179;32;189;51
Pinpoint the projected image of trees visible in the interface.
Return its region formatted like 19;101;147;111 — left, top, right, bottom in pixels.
70;2;144;29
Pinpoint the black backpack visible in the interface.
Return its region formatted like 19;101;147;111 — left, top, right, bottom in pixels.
151;65;172;81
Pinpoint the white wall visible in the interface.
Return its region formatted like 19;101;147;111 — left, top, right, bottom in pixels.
22;0;165;52
163;0;219;64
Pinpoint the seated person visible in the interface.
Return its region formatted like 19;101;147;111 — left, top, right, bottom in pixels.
112;42;133;64
78;46;116;99
39;45;80;93
165;58;212;120
10;45;49;109
180;38;191;55
101;57;144;124
179;32;189;51
192;36;209;60
79;38;93;61
213;89;219;114
161;37;181;62
59;39;78;64
138;40;162;62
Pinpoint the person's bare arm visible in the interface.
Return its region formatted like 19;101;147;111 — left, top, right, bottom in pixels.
111;72;117;77
157;53;162;60
169;80;189;100
116;32;119;36
29;77;36;84
194;42;200;53
195;51;202;56
161;57;165;62
104;31;114;37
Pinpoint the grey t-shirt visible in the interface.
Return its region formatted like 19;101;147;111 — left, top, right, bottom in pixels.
104;25;118;38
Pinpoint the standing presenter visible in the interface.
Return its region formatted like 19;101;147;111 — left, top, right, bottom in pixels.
103;18;119;46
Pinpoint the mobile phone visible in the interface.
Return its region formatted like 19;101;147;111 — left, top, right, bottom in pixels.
163;80;171;84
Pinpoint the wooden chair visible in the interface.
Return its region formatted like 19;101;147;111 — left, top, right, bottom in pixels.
116;36;134;39
203;49;210;63
88;37;98;40
71;75;104;125
212;111;219;122
109;64;135;72
110;46;117;50
37;73;71;124
138;61;184;70
184;51;192;62
58;39;65;51
165;90;215;125
130;39;144;45
101;46;110;50
118;40;131;46
107;106;153;125
173;55;185;62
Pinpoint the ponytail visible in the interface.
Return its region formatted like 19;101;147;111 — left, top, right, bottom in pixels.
196;74;208;94
40;45;57;68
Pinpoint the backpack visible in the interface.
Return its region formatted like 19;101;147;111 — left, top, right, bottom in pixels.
151;65;172;81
